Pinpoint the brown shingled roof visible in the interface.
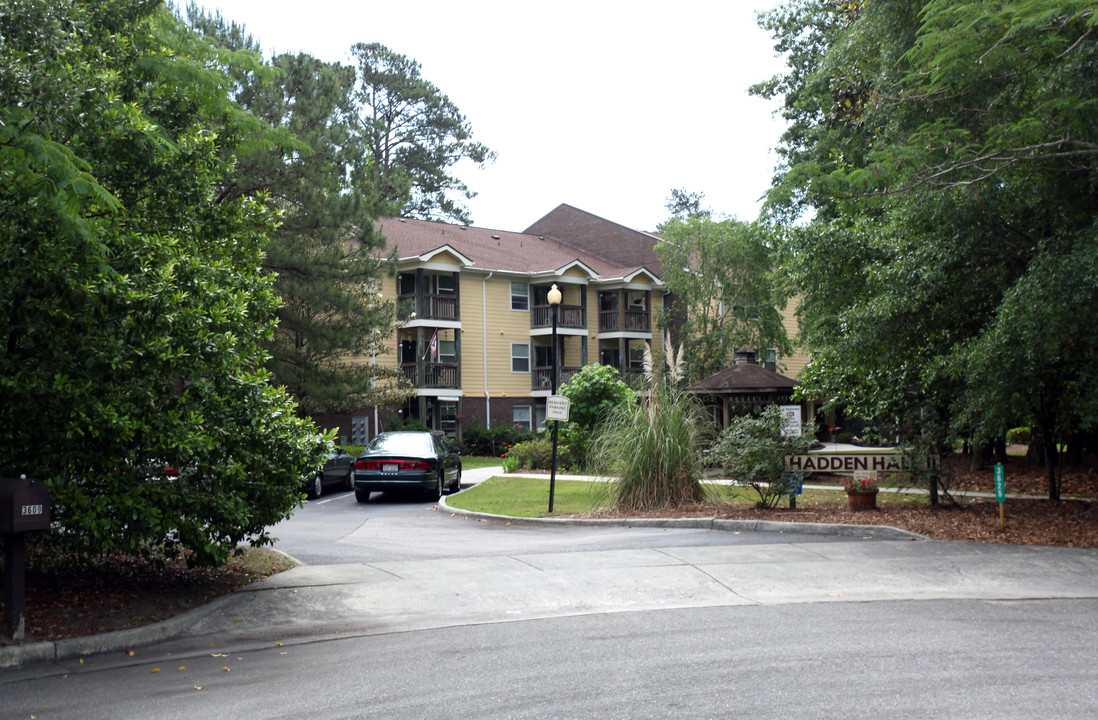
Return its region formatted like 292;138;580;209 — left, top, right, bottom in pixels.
377;215;660;281
523;204;667;277
688;363;799;394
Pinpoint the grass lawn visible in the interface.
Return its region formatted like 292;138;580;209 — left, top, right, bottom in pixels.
459;455;506;470
448;475;935;517
446;476;611;516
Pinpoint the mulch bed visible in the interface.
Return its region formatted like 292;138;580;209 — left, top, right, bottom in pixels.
575;452;1098;548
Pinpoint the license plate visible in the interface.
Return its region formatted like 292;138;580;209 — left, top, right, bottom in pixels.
382;463;398;473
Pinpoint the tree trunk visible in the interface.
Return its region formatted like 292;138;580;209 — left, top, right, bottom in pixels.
1026;442;1045;466
1042;433;1060;502
970;442;992;472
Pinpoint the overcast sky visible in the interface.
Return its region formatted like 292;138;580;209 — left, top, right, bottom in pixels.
200;1;788;233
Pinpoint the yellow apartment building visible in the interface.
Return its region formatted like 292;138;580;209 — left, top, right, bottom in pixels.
329;204;807;445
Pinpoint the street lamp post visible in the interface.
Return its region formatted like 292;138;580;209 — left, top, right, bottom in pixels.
547;283;561;513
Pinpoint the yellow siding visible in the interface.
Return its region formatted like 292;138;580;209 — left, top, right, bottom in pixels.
778;296;810;377
480;277;535;397
365;270;675;398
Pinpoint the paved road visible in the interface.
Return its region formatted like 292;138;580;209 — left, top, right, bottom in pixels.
3;466;1097;718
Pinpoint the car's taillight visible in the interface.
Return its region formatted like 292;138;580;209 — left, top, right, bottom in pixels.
356;459;430;471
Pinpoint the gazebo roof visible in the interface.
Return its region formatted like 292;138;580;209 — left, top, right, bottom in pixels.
688;362;798;396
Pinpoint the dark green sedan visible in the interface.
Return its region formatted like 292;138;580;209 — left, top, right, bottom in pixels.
353;431;462;503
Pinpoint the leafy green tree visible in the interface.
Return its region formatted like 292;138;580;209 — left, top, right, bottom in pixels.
708;405;817;509
558;363;637;469
754;0;1098;500
559;363;636;430
184;9;410;415
655;216;792;382
665;188;710;220
350;42;496;224
0;0;326;565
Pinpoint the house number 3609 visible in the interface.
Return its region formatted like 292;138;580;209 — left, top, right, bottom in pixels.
21;504;43;515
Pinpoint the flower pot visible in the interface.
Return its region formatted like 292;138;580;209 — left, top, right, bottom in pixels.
847;489;878;511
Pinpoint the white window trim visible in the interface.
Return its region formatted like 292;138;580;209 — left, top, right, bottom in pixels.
511;281;529;311
513;405;532;431
511;342;530;373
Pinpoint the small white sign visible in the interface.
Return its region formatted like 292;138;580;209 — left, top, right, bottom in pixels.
779;405;802;436
854;470;878;484
546;395;571;422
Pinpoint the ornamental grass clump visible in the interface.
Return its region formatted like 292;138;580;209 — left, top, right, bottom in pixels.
591;341;710;511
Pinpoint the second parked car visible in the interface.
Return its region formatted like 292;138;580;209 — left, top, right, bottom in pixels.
304;447;356;499
353;431;461;502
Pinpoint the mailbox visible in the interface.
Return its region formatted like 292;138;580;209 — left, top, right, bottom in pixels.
0;476;51;535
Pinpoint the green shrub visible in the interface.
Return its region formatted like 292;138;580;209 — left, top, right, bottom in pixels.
463;426;528;456
1006;427;1032;445
502;438;554;471
558;422;592;471
559;364;636;429
708;405;818;509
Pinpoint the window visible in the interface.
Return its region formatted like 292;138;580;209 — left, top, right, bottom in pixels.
511;282;529;311
628;344;647;370
535;404;547;432
513;405;531;432
439;339;456;364
436;274;455;294
439;403;457;436
511;343;530;373
398;273;416;296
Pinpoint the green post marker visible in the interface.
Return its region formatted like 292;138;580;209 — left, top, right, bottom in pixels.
994;463;1006;528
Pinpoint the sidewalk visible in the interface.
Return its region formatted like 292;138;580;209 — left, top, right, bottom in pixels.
7;527;1096;672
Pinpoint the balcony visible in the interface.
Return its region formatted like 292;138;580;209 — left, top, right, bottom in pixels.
599;309;650;333
401;362;460;389
531;304;585;330
399;292;458;322
532;366;581;392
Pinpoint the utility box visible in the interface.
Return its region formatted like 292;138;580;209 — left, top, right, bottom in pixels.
0;476;51;535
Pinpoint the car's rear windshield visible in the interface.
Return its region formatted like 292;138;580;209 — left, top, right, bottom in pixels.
368;433;434;455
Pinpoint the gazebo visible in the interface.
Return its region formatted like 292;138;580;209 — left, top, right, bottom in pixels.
688;346;803;428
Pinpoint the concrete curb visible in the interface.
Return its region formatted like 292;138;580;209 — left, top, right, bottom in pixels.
437;495;929;541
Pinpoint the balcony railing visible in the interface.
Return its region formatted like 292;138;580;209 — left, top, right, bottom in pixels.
532;366;581;391
531;304;585;330
599;309;651;332
399;292;458;321
401;362;460;389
